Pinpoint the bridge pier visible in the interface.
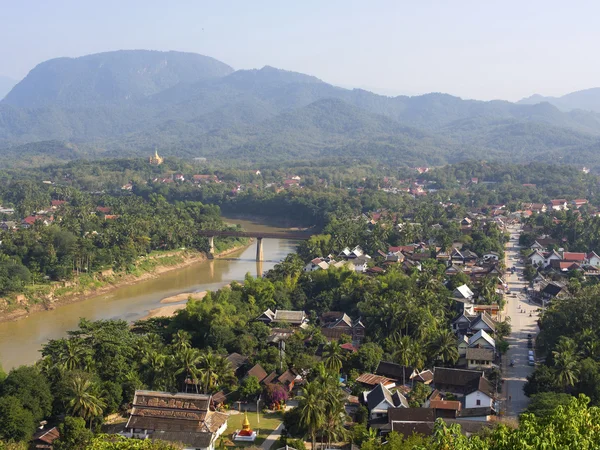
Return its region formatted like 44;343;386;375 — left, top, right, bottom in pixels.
208;236;215;259
256;237;263;262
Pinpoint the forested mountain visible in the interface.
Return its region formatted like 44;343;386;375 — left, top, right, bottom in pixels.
4;50;600;167
3;50;234;107
519;88;600;113
0;76;16;101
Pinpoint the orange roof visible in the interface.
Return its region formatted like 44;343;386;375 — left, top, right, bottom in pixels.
563;252;586;262
430;400;462;411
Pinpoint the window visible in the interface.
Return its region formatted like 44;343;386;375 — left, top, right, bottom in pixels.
476;399;481;406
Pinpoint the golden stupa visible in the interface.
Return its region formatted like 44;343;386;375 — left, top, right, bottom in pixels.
149;149;164;165
234;411;257;441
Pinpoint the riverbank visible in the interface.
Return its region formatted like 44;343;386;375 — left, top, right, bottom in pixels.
0;241;250;324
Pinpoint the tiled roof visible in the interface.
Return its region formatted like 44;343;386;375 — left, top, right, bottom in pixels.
430;399;462;411
466;348;494;361
33;427;60;444
247;364;268;382
226;353;249;370
433;367;483;388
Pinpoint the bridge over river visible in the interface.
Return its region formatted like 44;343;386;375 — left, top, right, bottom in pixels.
197;230;311;260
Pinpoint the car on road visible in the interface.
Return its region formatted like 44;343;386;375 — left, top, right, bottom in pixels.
528;350;534;357
528;359;535;366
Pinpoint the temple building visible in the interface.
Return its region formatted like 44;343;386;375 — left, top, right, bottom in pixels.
122;390;228;450
149;149;164;165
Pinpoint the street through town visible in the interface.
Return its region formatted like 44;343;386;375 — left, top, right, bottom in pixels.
502;225;539;416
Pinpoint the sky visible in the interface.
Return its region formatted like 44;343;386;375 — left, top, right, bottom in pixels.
1;0;600;101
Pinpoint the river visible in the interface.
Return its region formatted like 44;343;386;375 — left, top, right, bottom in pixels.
0;216;299;370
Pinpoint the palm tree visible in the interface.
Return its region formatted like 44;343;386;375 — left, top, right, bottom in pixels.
68;375;106;428
552;339;580;389
296;381;325;449
172;330;192;353
174;347;202;393
58;339;87;371
141;350;167;390
323;341;345;374
428;329;460;366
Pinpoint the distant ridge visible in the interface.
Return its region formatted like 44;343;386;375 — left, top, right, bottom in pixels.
2;50;234;107
2;50;600;168
518;88;600;113
0;75;17;101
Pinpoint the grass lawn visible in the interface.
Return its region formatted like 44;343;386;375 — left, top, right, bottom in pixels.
224;411;282;448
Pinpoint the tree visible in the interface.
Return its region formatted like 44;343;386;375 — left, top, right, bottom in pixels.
427;330;459;365
87;434;179;449
352;342;383;373
323;341;345;374
67;375;106;428
0;366;52;422
525;392;573;419
296;381;325;449
0;396;35;442
239;376;261;400
54;416;93;450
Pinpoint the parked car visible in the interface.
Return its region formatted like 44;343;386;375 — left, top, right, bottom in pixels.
528;359;535;366
528;350;534;357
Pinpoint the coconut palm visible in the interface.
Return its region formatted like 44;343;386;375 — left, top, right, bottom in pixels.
58;339;88;371
171;330;192;353
296;381;326;449
68;375;106;428
141;350;167;390
323;341;345;374
428;329;460;365
174;347;202;393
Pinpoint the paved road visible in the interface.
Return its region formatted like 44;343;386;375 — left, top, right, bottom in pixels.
501;225;539;416
261;423;284;450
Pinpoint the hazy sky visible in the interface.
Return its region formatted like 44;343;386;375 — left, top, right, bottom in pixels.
1;0;599;101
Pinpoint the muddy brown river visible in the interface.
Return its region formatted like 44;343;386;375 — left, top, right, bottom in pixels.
0;217;298;370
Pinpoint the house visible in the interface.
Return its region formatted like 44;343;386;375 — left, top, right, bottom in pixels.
430;399;462;418
32;427;60;449
528;250;546;266
453;285;474;300
468;329;495;350
466;348;495;370
461;217;473;226
457;335;469;356
387;407;492;438
50;200;66;209
348;255;370;273
338;246;364;259
123;390;229;450
562;252;586;263
174;174;185;182
96;206;112;214
549;199;568;211
320;312;365;343
304;257;330;272
588;252;600;267
256;309;308;327
538;281;568;301
544;249;562;267
364;383;408;420
275;369;300;392
226;353;249;376
411;369;434;385
355;373;396;389
22;215;52;228
375;361;413;385
571;199;588;208
121;183;133;191
452;314;473;334
246;364;268;383
464;377;495;409
483;252;500;262
469;313;496;335
432;367;484;395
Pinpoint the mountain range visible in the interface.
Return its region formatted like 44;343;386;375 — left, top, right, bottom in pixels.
518;88;600;113
3;50;600;168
